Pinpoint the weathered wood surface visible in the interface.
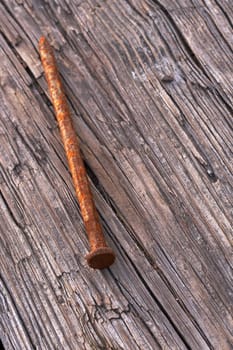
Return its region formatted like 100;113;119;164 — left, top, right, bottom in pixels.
0;0;232;349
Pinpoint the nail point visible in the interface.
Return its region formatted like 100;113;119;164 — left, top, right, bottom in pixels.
86;247;115;269
39;36;48;48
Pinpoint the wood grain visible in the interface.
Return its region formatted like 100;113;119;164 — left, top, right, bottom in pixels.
0;0;232;349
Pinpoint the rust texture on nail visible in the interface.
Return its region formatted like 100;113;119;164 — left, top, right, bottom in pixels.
38;36;115;269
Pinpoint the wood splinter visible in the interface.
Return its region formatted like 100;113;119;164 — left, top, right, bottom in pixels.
38;36;115;269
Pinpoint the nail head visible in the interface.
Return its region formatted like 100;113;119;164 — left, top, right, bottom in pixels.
85;247;115;269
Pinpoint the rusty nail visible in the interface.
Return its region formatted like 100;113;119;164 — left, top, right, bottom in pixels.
38;36;115;269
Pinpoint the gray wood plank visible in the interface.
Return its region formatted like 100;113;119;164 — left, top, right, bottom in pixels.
0;0;232;349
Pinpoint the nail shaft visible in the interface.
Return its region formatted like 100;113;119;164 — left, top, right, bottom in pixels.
38;37;115;269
